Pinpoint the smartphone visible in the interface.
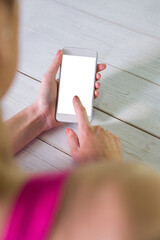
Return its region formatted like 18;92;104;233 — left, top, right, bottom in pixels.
56;47;98;123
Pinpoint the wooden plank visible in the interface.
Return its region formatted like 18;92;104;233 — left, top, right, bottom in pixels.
55;0;160;39
95;66;160;137
17;0;160;136
40;111;160;171
17;28;160;136
19;0;160;84
15;138;73;172
15;146;58;173
2;73;160;170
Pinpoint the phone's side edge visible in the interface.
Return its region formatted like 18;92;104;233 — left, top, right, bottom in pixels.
90;52;98;123
55;52;63;122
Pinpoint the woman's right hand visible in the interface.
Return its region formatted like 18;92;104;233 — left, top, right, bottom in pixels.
66;96;123;164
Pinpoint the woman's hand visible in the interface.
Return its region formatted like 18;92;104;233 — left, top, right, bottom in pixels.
35;50;106;131
66;96;123;164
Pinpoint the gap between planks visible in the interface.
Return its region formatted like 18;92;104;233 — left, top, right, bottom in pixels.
94;107;160;139
18;32;159;86
21;148;64;172
17;70;160;140
37;137;71;157
18;52;160;87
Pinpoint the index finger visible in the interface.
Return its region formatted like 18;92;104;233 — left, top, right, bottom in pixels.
73;96;90;130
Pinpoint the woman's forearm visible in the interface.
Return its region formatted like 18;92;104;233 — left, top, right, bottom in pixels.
5;104;47;155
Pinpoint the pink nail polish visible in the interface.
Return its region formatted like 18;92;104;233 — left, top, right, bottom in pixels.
57;50;61;55
66;128;69;135
68;128;72;134
74;95;79;101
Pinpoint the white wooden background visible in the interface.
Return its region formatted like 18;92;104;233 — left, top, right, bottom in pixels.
2;0;160;172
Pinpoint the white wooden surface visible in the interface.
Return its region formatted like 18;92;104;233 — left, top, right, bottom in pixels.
2;0;160;172
19;0;160;85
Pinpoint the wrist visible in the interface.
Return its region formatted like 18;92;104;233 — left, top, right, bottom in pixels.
31;101;59;132
30;102;48;133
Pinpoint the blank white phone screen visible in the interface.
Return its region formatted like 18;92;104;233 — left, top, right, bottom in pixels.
57;55;96;116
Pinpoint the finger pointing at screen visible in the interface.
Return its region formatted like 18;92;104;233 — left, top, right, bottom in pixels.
66;96;123;164
73;96;90;129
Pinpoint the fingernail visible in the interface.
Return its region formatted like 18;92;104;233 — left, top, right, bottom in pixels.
57;50;62;55
66;128;72;135
74;95;79;101
66;128;69;135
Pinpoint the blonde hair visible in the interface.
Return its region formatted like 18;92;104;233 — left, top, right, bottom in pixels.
59;161;160;240
0;109;23;198
0;0;14;8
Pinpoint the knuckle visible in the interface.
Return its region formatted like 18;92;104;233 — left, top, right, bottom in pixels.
42;72;53;81
106;130;111;135
71;151;83;163
94;125;100;131
92;126;97;131
80;105;86;113
42;73;49;81
115;135;121;141
113;134;117;139
42;73;48;79
118;137;121;142
98;126;103;131
109;131;114;135
84;125;92;135
96;126;105;133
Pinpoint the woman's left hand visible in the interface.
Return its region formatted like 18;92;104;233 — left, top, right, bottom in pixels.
35;50;106;131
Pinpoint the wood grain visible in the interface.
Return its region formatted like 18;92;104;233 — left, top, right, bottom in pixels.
17;0;160;137
55;0;160;39
2;0;159;173
17;30;160;136
2;73;160;170
95;65;160;137
19;0;160;85
15;138;73;172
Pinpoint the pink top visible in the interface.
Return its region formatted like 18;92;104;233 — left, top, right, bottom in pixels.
4;172;70;240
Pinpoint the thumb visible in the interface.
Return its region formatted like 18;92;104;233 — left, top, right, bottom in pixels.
65;128;79;155
47;50;62;78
